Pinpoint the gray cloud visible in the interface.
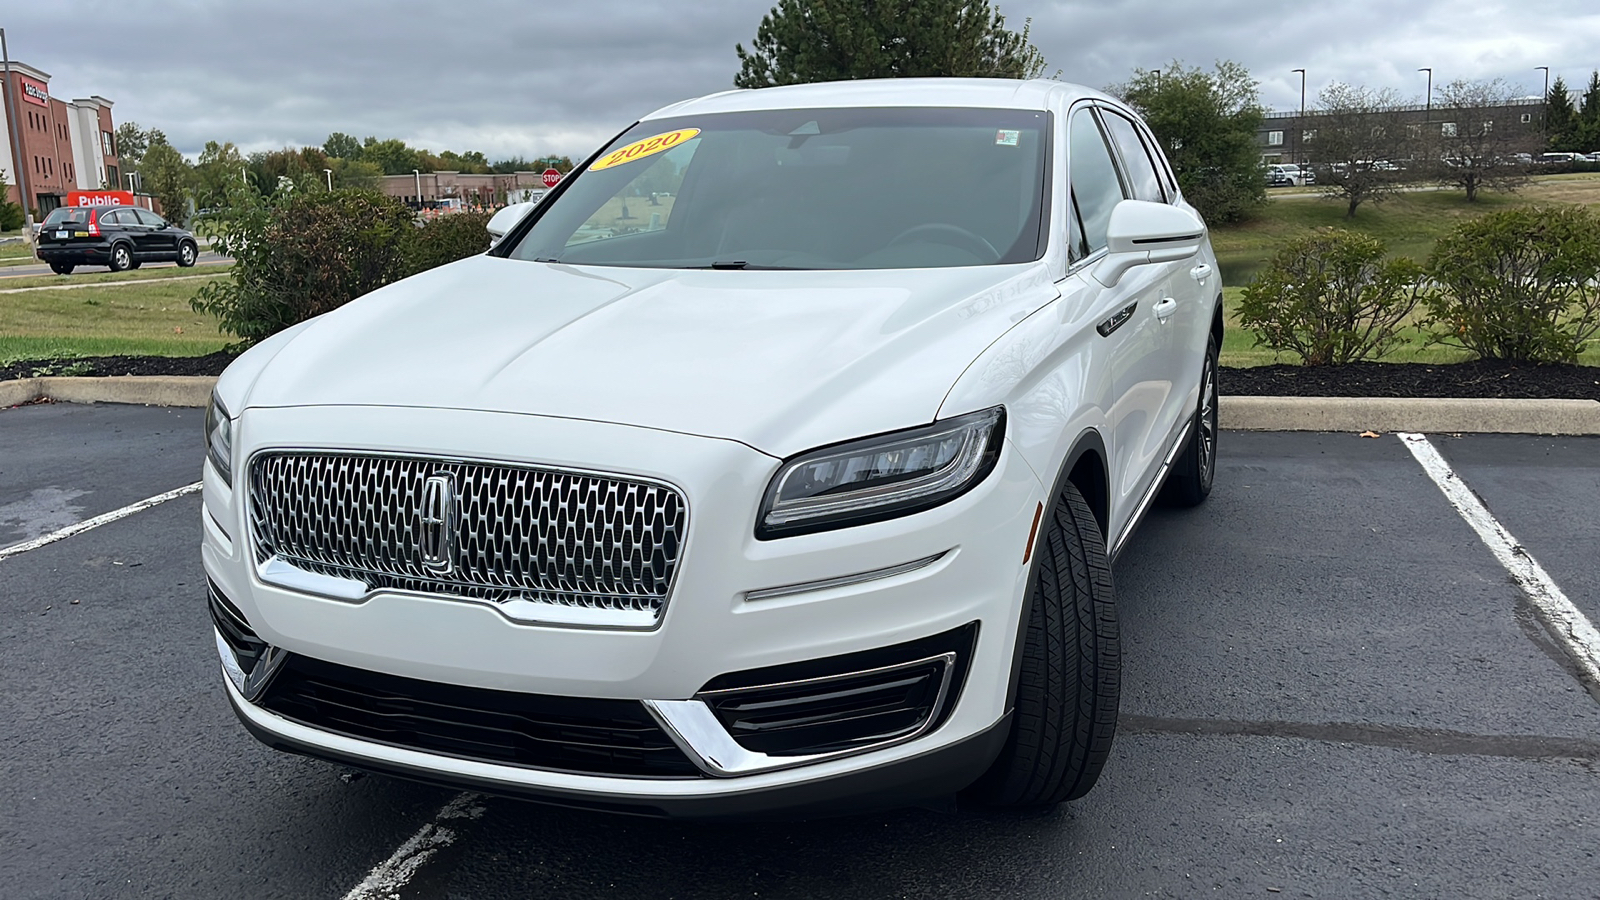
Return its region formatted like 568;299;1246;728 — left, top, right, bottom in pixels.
4;0;1595;161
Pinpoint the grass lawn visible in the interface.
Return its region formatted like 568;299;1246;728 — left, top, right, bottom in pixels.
1213;173;1600;286
0;276;231;365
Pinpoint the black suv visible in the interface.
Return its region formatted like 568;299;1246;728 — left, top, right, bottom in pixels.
34;206;200;275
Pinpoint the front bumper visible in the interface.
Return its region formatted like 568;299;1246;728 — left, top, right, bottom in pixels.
204;405;1044;814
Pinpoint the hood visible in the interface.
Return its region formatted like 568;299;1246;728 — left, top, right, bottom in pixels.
240;255;1058;456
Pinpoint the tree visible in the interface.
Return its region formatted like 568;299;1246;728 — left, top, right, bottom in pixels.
1546;76;1578;152
323;132;363;160
194;141;249;209
115;122;165;190
140;136;193;222
1578;71;1600;152
331;158;384;190
361;137;421;175
1307;82;1411;218
733;0;1046;88
1431;78;1536;202
1116;60;1266;225
0;168;23;231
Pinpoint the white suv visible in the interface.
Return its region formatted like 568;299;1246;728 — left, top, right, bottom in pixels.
203;79;1222;818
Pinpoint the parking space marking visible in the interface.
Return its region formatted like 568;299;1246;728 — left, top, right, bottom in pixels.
1400;433;1600;692
341;792;485;900
0;481;201;562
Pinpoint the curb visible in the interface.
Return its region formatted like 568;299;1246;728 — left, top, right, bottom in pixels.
3;376;1599;435
0;375;216;409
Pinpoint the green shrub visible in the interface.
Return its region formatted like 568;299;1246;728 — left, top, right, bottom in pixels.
191;188;418;344
1424;206;1600;363
409;211;492;274
1237;229;1423;365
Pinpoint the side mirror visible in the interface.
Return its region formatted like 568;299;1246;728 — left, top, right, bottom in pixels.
486;202;536;247
1092;200;1206;288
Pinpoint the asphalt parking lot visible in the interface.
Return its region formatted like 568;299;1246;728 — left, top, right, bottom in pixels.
2;402;1597;899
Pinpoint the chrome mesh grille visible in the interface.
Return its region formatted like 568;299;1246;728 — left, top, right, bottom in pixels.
248;452;686;620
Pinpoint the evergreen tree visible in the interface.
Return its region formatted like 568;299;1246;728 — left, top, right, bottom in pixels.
1578;71;1600;152
1115;61;1266;224
734;0;1046;88
1545;76;1577;152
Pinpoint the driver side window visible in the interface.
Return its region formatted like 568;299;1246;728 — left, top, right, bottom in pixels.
1067;110;1127;261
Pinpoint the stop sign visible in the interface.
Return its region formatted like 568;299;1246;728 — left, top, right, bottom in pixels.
541;168;562;188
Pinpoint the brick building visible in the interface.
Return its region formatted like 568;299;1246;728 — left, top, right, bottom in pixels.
1;60;120;215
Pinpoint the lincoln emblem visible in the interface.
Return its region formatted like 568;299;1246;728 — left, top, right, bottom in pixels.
418;474;456;575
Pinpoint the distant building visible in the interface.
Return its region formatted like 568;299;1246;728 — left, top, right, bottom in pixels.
1256;97;1544;164
1;60;121;214
379;170;550;209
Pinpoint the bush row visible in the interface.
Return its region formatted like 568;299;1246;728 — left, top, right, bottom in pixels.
1239;205;1600;365
191;188;491;344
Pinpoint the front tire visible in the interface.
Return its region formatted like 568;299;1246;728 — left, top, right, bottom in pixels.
964;480;1120;808
108;243;132;272
1161;335;1219;507
176;241;197;267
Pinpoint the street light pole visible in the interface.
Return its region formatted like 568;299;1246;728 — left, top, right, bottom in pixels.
1;28;36;243
1535;66;1550;133
1152;69;1161;90
1292;68;1306;164
323;167;333;191
412;168;421;207
1419;67;1433;121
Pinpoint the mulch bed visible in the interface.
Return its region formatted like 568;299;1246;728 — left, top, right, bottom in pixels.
2;353;1597;402
1219;360;1600;402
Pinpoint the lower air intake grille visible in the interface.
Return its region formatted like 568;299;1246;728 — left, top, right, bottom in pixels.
258;655;700;778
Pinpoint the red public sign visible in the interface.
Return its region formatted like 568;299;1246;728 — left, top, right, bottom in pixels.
68;190;136;207
541;168;562;188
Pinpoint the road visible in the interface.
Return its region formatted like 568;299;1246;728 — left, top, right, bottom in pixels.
0;251;230;280
2;404;1597;899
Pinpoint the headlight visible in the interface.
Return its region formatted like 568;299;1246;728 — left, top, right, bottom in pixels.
205;392;234;487
757;406;1005;539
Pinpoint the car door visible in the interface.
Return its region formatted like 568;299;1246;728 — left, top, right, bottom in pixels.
1096;106;1210;518
133;208;178;257
1061;106;1172;543
105;209;151;258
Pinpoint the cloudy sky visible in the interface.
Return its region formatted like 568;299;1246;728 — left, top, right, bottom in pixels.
5;0;1597;161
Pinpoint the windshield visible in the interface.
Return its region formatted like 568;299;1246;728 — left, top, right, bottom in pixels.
503;107;1050;270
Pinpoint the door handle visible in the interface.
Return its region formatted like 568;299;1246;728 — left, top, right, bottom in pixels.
1153;297;1178;321
1190;264;1212;283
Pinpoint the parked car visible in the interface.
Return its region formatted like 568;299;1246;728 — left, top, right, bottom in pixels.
205;78;1223;818
33;205;199;274
1266;163;1314;186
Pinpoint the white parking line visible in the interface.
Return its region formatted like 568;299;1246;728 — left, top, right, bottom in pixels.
1400;433;1600;690
0;481;202;562
341;792;485;900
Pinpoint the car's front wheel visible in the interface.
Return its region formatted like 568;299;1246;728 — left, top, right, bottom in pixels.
176;241;197;267
108;243;132;272
964;480;1120;808
1161;335;1219;507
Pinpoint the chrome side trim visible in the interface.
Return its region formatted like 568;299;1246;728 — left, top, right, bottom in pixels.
643;651;957;777
743;551;950;602
1109;417;1193;561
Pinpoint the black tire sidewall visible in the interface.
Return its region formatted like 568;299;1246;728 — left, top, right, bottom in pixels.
178;242;196;267
109;244;131;272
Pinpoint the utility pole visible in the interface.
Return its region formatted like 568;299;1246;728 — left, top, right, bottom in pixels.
1535;66;1550;133
1;28;35;243
1292;68;1306;165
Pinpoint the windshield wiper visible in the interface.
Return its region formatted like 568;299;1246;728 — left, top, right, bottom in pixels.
698;260;805;270
710;260;749;269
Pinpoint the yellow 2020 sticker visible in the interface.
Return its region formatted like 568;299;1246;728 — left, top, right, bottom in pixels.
590;128;700;171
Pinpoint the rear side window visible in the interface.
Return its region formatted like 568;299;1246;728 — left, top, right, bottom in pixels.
101;210;130;226
1099;110;1167;203
1067;109;1126;259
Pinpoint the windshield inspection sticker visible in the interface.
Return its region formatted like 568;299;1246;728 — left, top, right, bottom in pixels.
590;128;701;171
995;129;1021;146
